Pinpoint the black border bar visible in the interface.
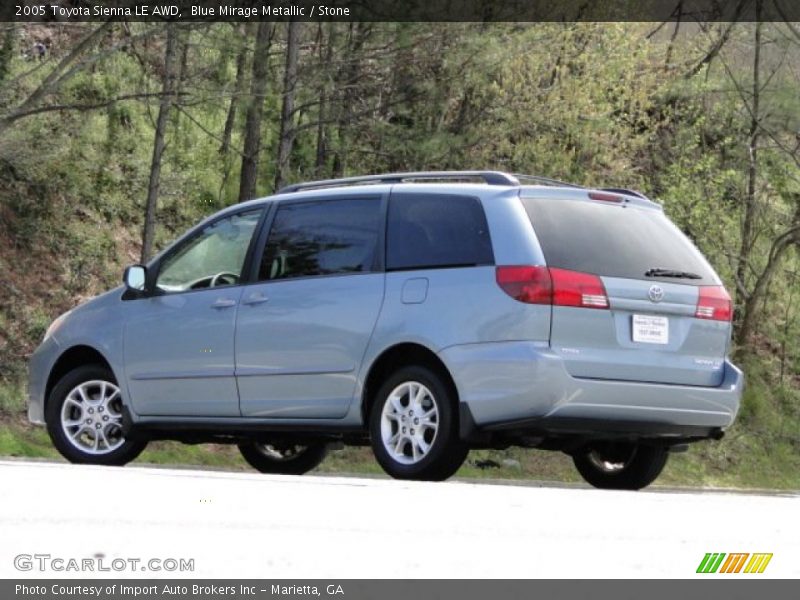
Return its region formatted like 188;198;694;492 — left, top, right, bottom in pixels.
4;579;799;600
3;0;799;23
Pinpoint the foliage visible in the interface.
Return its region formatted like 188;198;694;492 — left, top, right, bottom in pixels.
0;21;798;487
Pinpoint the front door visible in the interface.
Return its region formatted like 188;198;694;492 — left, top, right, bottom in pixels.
123;208;262;416
236;195;385;418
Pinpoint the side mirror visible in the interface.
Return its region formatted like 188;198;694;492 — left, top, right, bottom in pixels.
123;265;147;292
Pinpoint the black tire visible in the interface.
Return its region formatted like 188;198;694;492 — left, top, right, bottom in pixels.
572;443;668;490
238;440;329;475
369;365;468;481
45;364;147;466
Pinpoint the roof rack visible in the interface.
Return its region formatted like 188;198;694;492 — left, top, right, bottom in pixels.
512;173;586;189
276;171;520;195
274;170;638;197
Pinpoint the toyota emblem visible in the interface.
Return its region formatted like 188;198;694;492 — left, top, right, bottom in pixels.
648;285;664;303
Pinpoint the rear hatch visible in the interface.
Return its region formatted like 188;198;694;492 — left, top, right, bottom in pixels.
519;193;731;387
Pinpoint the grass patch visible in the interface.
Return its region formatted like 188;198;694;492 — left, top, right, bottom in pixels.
1;374;798;489
1;414;797;489
0;379;26;413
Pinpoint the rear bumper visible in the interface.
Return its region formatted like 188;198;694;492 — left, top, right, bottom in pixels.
439;341;743;437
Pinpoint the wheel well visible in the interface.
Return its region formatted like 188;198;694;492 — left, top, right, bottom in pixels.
45;345;113;407
361;343;459;422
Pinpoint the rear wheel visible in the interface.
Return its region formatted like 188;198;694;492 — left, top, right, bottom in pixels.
572;442;668;490
238;440;328;475
45;365;147;466
369;366;468;481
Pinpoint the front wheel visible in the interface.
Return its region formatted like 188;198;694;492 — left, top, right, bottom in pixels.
369;366;468;481
238;440;329;475
572;443;668;490
45;365;147;466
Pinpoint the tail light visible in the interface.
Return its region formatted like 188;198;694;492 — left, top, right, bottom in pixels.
549;268;609;308
695;286;732;321
496;266;608;309
495;266;552;304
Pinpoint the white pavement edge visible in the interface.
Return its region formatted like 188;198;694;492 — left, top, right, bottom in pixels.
0;460;797;578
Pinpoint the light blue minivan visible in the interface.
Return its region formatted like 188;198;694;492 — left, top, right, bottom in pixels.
28;171;743;488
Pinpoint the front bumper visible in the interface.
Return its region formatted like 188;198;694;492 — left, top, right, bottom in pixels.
440;341;743;434
27;336;61;425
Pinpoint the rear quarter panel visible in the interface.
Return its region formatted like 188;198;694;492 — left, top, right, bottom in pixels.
350;188;552;419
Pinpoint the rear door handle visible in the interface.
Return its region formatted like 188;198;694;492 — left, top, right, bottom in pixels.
242;292;269;306
211;298;237;309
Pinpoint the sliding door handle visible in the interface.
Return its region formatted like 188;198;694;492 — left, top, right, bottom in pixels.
242;292;270;306
211;298;237;309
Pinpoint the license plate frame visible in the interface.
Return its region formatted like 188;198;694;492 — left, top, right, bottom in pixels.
632;314;669;345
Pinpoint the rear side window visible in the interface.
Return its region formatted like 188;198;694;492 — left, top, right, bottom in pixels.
521;197;717;285
386;193;494;271
259;197;381;280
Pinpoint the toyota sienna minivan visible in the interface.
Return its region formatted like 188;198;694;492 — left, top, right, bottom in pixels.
28;171;743;488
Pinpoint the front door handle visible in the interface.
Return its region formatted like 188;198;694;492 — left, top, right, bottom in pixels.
211;298;237;309
242;292;269;306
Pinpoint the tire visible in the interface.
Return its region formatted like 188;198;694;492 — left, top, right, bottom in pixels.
369;365;468;481
572;443;668;490
238;440;329;475
45;364;147;466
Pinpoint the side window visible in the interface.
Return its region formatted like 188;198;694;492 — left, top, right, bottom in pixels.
386;193;493;271
258;197;381;281
155;209;262;293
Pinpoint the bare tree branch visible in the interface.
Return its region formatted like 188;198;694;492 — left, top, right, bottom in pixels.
3;91;187;121
0;21;114;133
684;0;747;79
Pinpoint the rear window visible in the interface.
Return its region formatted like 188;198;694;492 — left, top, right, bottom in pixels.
386;193;494;271
521;197;717;285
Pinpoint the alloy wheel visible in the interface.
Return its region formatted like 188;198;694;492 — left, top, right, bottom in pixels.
60;380;125;455
380;381;439;465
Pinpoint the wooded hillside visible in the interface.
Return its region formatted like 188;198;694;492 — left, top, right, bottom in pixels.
1;19;798;485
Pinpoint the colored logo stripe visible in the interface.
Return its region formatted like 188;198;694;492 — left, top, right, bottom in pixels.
697;553;772;574
744;553;773;574
697;553;726;573
719;553;749;573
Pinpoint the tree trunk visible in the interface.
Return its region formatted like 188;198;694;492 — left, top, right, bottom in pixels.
0;24;15;83
331;23;368;178
778;268;798;384
140;24;180;264
733;10;762;339
663;1;683;70
238;21;273;203
219;29;249;156
314;24;335;175
736;226;800;349
274;20;301;191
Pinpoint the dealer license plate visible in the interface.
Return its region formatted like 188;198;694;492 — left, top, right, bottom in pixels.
632;314;669;345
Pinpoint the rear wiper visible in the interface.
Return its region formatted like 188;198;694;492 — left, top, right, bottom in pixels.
644;268;702;280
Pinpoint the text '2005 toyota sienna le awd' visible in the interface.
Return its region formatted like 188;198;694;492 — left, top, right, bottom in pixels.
28;171;743;489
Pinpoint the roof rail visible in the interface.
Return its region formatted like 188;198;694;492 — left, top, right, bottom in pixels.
276;171;520;195
512;173;586;189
